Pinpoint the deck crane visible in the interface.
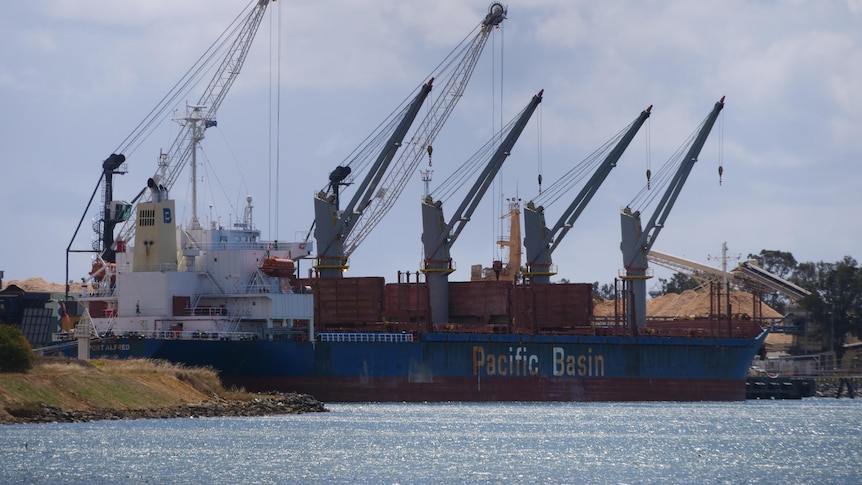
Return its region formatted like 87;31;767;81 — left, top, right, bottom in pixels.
313;80;434;277
312;3;508;278
620;97;725;328
115;0;272;248
421;90;543;324
523;106;652;284
66;0;273;297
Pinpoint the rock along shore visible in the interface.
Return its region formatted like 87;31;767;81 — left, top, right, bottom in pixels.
3;392;327;424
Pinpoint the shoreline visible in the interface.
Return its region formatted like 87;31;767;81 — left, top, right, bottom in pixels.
3;392;326;425
0;357;327;425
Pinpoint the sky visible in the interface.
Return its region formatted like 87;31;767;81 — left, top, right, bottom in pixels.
2;0;861;292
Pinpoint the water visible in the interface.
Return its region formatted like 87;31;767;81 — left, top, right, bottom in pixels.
2;400;860;484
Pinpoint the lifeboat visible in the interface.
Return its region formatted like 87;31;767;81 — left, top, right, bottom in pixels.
260;257;296;278
90;260;116;282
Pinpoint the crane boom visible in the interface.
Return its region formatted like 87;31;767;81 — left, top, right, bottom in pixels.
340;3;508;258
523;106;652;284
115;0;271;245
421;90;543;324
313;80;435;278
620;96;725;328
158;0;270;193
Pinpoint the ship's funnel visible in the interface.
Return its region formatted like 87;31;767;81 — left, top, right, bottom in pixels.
147;178;161;202
147;178;168;202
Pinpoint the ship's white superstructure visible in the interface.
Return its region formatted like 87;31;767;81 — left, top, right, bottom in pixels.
71;191;314;343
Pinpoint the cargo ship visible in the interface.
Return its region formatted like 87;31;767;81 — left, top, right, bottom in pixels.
51;183;766;402
54;107;768;403
49;2;767;402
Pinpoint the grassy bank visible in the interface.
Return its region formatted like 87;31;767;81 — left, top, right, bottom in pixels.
0;357;323;423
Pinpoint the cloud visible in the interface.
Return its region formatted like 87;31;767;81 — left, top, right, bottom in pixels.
1;0;860;287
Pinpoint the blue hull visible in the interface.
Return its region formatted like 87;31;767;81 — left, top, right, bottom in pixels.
77;331;767;402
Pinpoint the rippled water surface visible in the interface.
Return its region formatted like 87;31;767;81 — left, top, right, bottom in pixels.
2;400;860;484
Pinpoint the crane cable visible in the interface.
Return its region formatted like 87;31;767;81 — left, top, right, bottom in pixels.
628;116;705;211
718;111;724;185
531;119;635;209
318;23;487;194
492;23;505;262
275;0;283;241
265;0;284;243
114;2;254;157
267;2;274;240
536;98;543;195
645;115;652;190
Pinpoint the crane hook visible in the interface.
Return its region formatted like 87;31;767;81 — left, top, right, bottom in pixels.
646;169;651;190
427;145;433;167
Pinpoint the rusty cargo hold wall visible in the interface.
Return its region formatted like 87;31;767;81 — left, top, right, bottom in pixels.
384;282;429;326
448;281;512;325
512;283;593;333
308;277;386;330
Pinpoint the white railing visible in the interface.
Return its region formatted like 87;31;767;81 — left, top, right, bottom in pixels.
52;329;258;342
317;332;414;343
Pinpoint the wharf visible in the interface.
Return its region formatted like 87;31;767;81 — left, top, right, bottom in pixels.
813;377;860;399
745;376;816;400
746;376;862;399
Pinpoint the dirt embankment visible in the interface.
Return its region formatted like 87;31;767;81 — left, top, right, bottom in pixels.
0;357;326;424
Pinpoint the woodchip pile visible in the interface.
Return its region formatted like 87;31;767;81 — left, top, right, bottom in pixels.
594;289;783;319
1;278;82;293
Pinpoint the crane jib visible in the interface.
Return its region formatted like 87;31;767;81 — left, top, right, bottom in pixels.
313;5;509;276
431;90;543;255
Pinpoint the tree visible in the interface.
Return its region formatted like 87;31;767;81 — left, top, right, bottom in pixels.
658;273;698;295
593;282;616;301
749;249;799;314
796;257;862;362
749;249;798;279
0;324;34;373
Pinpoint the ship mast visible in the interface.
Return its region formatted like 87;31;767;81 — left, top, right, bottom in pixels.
178;106;207;230
503;198;523;280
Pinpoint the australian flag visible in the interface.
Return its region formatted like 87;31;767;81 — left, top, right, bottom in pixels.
204;119;218;129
